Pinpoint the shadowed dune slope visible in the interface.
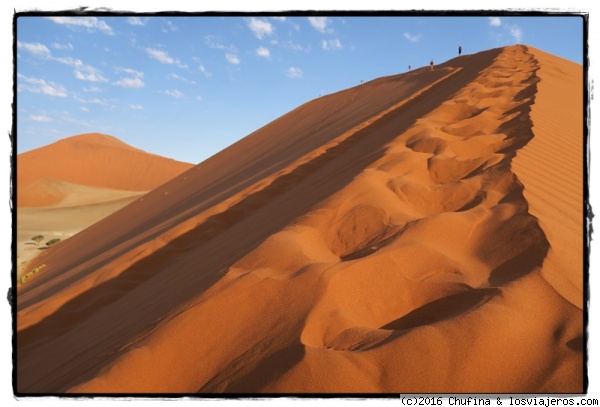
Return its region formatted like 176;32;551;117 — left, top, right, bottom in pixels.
16;46;584;394
17;133;193;207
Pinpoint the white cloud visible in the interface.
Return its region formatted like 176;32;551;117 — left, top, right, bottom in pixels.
197;96;203;101
146;48;186;68
127;17;147;26
17;41;51;58
403;32;422;43
29;115;52;122
113;68;144;87
169;73;196;85
17;43;108;83
489;17;502;27
52;55;82;67
226;54;240;65
146;48;176;64
510;26;523;43
52;42;73;50
17;74;68;97
286;66;303;78
113;77;144;88
17;42;94;78
489;23;524;45
271;17;286;21
46;16;113;35
75;70;108;82
162;89;185;98
308;17;329;33
129;104;144;110
248;17;274;39
198;65;212;78
256;47;271;59
52;54;109;82
322;39;342;50
118;67;144;77
80;106;90;112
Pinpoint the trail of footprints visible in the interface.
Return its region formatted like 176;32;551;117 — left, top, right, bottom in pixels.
230;47;545;351
327;47;542;271
296;47;547;353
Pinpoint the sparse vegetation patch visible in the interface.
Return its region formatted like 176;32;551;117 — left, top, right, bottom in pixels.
17;264;46;287
46;238;61;247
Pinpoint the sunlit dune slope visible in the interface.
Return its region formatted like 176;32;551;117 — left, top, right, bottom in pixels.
16;46;584;394
511;48;584;309
17;133;193;207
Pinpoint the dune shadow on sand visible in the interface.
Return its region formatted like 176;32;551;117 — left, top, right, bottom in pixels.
199;342;306;393
380;287;500;332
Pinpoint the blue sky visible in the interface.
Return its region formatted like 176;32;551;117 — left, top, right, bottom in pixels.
16;13;584;164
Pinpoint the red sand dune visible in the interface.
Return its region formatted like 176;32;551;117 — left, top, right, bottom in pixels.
16;46;584;394
17;133;194;207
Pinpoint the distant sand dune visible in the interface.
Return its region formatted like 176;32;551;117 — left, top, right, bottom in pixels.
17;133;193;207
16;134;193;276
16;46;584;394
20;179;146;209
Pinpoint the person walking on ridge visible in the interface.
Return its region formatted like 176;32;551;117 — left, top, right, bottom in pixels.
459;45;462;56
430;59;434;71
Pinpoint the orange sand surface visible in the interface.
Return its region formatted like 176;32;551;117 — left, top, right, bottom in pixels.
16;46;584;394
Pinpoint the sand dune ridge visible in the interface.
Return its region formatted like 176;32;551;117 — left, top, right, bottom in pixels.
16;46;584;394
